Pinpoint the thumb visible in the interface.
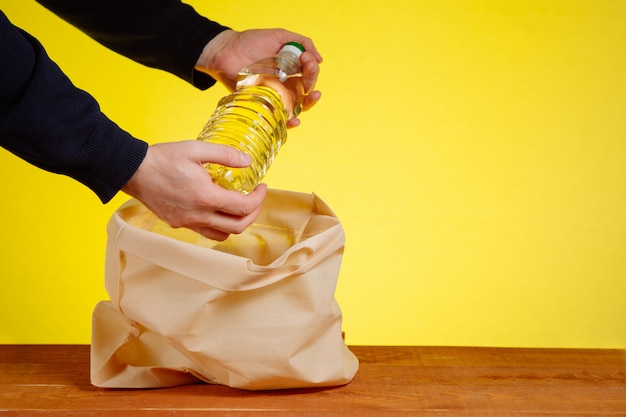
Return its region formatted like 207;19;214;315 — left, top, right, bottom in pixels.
194;141;252;168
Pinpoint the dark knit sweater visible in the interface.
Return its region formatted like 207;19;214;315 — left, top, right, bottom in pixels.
0;1;228;202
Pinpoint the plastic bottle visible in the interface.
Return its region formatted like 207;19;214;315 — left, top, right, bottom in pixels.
197;42;306;194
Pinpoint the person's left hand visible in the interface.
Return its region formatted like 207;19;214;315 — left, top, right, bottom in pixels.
195;28;323;128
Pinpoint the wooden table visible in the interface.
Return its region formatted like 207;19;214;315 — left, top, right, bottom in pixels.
1;345;625;416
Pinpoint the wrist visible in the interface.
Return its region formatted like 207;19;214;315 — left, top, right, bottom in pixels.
121;146;154;200
195;29;236;80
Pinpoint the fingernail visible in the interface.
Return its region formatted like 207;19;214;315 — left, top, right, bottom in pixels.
241;152;252;165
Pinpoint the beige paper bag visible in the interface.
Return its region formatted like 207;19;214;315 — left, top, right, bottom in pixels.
91;189;359;390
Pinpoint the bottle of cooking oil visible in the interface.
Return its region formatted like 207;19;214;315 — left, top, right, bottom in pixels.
197;42;306;194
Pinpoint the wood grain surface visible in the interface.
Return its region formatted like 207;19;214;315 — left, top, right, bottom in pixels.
1;345;625;416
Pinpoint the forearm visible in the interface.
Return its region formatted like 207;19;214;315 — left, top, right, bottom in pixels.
0;11;147;203
36;0;230;89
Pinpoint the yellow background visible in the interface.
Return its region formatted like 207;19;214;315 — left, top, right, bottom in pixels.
1;0;625;347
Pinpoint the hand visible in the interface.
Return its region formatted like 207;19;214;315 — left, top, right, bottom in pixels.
122;141;267;241
195;28;323;127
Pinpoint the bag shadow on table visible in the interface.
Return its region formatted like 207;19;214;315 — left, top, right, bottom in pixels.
91;189;359;390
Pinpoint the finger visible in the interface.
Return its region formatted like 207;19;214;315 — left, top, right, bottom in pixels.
302;90;321;112
194;197;262;240
288;91;320;128
300;52;321;94
193;226;231;241
287;118;301;129
193;185;267;239
212;183;268;217
293;36;323;63
273;30;323;64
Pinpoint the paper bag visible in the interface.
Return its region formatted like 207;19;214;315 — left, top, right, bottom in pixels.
91;189;359;390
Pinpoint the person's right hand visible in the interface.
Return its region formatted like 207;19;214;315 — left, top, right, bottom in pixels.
122;140;267;241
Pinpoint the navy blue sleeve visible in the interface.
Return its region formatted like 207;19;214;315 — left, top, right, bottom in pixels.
0;11;148;203
36;0;230;89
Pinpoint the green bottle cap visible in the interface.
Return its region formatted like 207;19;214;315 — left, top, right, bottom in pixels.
283;42;305;54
